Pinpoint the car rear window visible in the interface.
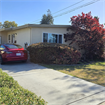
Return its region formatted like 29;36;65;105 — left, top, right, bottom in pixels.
5;44;23;49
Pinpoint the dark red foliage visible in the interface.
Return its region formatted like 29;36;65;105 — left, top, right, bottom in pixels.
64;12;105;60
27;42;81;64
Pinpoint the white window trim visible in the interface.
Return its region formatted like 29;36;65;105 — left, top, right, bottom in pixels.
42;32;63;44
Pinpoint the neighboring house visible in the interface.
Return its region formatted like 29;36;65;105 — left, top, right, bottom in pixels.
0;24;81;52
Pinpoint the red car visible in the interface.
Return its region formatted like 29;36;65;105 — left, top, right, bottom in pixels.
0;43;28;64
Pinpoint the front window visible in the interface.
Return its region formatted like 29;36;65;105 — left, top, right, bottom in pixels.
43;33;62;43
5;44;22;49
43;33;48;42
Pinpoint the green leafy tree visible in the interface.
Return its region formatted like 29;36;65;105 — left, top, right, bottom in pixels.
2;21;18;28
0;22;2;29
40;9;54;24
40;14;47;24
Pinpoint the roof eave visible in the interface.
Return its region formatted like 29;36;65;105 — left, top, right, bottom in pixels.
0;24;71;32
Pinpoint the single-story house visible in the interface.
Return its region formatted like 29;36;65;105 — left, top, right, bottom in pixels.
0;24;81;52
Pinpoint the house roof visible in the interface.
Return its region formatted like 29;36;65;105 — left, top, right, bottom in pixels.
0;24;70;32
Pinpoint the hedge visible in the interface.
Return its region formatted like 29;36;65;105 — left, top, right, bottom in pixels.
27;42;81;64
0;69;47;105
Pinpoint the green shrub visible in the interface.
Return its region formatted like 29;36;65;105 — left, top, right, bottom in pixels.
0;69;47;105
0;70;19;89
27;42;81;64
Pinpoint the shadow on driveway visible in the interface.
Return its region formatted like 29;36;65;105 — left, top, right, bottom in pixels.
0;60;46;74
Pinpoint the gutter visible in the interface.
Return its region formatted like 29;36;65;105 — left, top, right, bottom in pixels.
0;24;71;32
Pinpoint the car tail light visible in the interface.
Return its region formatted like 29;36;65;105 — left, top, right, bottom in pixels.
6;51;13;54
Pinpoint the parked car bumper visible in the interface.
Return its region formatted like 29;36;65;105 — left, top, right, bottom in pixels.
3;56;28;62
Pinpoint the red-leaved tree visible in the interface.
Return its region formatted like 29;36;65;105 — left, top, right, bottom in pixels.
64;12;105;60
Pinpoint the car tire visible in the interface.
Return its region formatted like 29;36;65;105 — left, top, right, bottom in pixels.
0;55;5;65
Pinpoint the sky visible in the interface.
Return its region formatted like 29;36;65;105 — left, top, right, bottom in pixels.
0;0;105;26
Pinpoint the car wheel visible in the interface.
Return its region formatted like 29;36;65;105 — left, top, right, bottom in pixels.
0;55;4;65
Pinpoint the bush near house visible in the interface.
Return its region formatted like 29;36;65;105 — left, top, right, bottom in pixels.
27;42;81;64
0;69;47;105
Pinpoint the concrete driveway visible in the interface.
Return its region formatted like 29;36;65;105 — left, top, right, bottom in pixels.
0;61;105;105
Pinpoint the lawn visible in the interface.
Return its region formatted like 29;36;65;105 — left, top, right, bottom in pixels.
41;61;105;87
0;69;47;105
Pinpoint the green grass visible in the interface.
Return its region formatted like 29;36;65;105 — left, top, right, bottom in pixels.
41;61;105;87
0;69;47;105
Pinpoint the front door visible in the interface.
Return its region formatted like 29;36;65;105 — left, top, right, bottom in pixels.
8;35;11;43
8;34;16;43
12;34;15;43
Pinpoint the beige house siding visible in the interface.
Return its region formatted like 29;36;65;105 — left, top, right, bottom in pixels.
0;31;7;44
31;27;69;44
30;27;83;52
7;28;30;48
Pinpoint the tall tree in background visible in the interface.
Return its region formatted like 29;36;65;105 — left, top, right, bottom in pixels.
0;22;2;29
1;21;18;28
64;12;105;60
40;14;47;24
40;9;54;24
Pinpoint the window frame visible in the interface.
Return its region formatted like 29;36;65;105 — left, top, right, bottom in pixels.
42;32;63;44
43;33;48;42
